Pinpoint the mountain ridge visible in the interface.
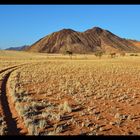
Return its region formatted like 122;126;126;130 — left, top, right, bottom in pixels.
5;45;29;51
24;27;140;53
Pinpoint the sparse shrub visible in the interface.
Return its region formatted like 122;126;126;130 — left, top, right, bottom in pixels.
28;124;39;135
59;101;72;113
55;126;63;133
16;103;30;117
110;52;116;58
65;50;73;59
65;50;73;55
120;51;126;56
0;116;4;125
41;112;49;118
94;50;104;59
130;53;138;56
39;119;47;129
22;96;33;102
130;54;134;56
114;113;121;119
47;131;57;135
0;116;7;135
24;118;33;128
0;125;7;135
55;113;61;121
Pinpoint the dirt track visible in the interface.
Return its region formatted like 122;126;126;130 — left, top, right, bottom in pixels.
0;65;28;135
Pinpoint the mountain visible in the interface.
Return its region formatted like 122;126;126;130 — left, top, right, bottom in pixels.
6;45;29;51
26;27;140;53
128;39;140;49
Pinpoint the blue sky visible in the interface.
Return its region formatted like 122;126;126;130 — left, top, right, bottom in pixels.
0;5;140;49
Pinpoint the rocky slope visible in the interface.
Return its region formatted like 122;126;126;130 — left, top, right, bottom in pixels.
26;27;140;53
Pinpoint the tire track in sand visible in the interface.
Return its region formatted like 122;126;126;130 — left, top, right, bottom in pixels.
0;65;28;135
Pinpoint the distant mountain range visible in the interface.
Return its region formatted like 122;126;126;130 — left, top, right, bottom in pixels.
6;27;140;53
5;45;29;51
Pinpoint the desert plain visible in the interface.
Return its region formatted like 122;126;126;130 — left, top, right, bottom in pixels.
0;50;140;135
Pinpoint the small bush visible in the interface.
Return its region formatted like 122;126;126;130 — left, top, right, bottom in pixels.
120;51;125;56
28;124;39;135
0;116;7;135
39;119;47;129
110;52;116;58
64;51;73;59
24;118;33;128
59;101;72;113
94;51;104;58
47;131;57;135
130;53;138;56
65;51;73;55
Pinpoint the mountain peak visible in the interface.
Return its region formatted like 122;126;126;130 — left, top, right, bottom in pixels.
92;26;103;30
92;27;104;33
85;26;104;34
59;28;75;34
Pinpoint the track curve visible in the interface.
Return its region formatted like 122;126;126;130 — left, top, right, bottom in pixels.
0;64;28;135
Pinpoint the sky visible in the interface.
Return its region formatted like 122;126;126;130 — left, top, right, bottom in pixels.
0;5;140;49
